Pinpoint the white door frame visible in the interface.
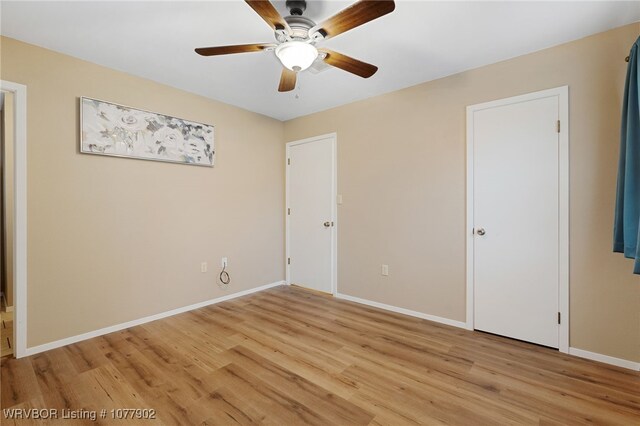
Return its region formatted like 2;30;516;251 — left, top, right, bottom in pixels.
1;80;28;358
466;86;569;353
285;133;337;295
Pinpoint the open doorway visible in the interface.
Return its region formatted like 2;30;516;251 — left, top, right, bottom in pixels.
0;89;15;358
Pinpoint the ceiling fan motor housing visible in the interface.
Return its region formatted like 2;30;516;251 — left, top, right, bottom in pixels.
282;15;316;40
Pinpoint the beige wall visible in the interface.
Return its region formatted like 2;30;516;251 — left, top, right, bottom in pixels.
2;23;639;362
284;23;640;362
2;91;15;308
0;37;285;347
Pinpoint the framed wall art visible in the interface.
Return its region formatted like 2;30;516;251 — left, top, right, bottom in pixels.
80;97;214;167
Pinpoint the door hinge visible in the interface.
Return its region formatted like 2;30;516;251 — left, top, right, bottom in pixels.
557;312;561;324
287;258;290;265
556;120;561;133
287;208;290;215
287;158;290;165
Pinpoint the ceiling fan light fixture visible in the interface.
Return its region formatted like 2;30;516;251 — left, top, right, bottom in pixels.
275;41;318;72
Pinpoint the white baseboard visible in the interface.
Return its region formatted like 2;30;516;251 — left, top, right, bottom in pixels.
335;292;467;329
569;347;640;371
22;283;639;372
23;280;285;358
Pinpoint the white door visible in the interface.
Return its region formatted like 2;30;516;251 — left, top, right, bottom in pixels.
471;93;561;348
287;135;335;294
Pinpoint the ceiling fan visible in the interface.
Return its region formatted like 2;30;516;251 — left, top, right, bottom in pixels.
195;0;395;92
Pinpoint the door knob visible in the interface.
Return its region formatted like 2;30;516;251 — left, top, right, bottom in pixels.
324;221;331;228
476;228;486;236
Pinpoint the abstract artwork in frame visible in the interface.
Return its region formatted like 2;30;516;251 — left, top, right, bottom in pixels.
80;97;214;167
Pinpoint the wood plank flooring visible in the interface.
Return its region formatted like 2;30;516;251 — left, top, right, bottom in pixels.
1;285;639;425
1;310;13;358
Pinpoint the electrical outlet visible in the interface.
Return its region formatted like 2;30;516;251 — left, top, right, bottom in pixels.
201;262;208;273
221;257;228;268
381;264;389;276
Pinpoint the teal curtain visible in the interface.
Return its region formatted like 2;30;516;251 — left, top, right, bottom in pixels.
614;36;640;274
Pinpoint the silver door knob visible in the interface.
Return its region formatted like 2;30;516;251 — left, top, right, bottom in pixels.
324;221;331;227
476;228;486;236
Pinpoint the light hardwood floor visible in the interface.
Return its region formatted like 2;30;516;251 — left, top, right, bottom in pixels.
2;285;639;425
1;310;13;358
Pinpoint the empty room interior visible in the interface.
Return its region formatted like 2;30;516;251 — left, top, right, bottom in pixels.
1;0;640;424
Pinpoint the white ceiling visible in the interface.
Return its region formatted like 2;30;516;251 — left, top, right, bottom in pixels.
1;1;639;120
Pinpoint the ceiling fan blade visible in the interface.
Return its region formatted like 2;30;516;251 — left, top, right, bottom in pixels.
278;68;297;92
319;49;378;78
311;0;395;40
195;43;276;56
245;0;292;33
